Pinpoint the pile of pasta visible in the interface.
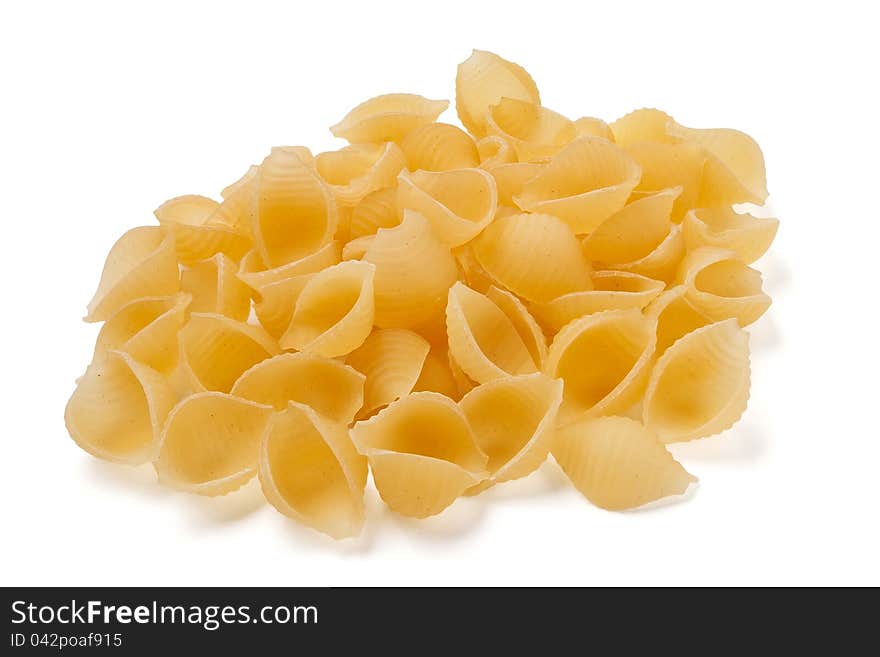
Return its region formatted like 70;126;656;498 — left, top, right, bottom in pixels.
65;50;777;539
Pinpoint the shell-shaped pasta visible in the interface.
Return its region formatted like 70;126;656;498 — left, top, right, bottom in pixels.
341;235;375;261
217;165;259;239
488;162;544;206
448;348;478;398
476;135;516;167
472;212;592;304
682;207;779;264
251;274;313;339
610;108;677;147
455;50;540;138
231;352;365;424
644;285;713;355
625;142;705;221
254;147;337;268
643;319;750;443
412;345;461;399
155;392;274;495
446;282;537;384
237;241;341;291
153;194;251;265
534;271;665;332
315;142;406;209
350;392;488;518
259;402;367;538
573;117;614;141
400;122;480;171
280;260;375;357
181;253;250;321
346;329;430;418
85;226;179;322
545;309;656;423
330;93;448;144
92;292;191;375
677;247;771;326
349;187;400;240
453;245;495;294
515;137;641;234
180;313;279;393
553;416;696;510
460;373;563;491
486;285;547;369
603;223;686;284
396;168;497;247
485;98;576;162
65;350;177;464
364;210;459;328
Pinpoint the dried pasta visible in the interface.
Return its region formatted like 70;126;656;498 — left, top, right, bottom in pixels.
331;93;448;144
180;252;250;321
153;194;251;265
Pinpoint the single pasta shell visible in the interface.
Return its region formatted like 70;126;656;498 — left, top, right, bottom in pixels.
181;252;251;321
179;313;279;393
552;415;696;510
455;50;540;138
236;241;341;291
65;350;176;464
610;108;678;147
601;223;686;284
486;285;548;369
330;93;449;144
364;210;459;329
259;401;367;539
400;122;480;171
412;344;461;400
349;187;401;240
155;392;274;496
454;244;495;294
573;116;614;141
545;308;657;423
216;165;260;239
350;391;488;518
281;260;375;357
231;352;365;425
346;328;430;418
446;282;537;384
682;207;779;264
485;97;576;162
154;194;251;265
625;142;705;221
488;162;544;207
644;285;713;355
460;373;563;492
315;142;406;208
472;212;592;304
515;137;641;234
396;167;498;247
476;135;517;167
643;319;750;443
85;226;179;322
251;273;314;339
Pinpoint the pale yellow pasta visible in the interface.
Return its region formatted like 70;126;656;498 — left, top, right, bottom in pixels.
400;122;480;171
85;226;179;322
236;241;341;291
346;329;430;418
456;50;540;138
216;165;259;239
179;313;279;393
485;285;548;369
349;187;401;240
349;392;488;518
280;260;375;356
396;168;497;246
181;252;250;321
231;352;365;424
315;142;406;209
610;108;677;147
251;274;314;339
460;373;563;492
412;344;461;400
643;285;713;355
677;247;771;326
155;392;274;495
330;93;449;144
545;308;656;423
153;194;251;265
446;282;537;384
472;212;592;304
476;135;516;167
453;244;495;293
259;401;367;538
602;223;686;284
447;348;478;398
65;350;176;464
643;319;750;443
488;162;544;206
682;207;779;264
341;235;375;261
515;137;641;234
363;210;458;328
625;142;705;221
553;416;696;510
485;97;576;162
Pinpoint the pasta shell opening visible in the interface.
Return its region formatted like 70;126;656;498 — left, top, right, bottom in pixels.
625;142;705;221
602;223;686;284
682;207;779;264
486;97;576;161
315;142;406;208
485;285;548;369
476;135;516;167
330;93;448;144
488;162;544;207
154;194;251;265
644;285;713;355
181;252;251;321
400;122;480;171
411;345;461;400
349;187;401;240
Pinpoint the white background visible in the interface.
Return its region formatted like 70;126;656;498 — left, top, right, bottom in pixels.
2;0;877;586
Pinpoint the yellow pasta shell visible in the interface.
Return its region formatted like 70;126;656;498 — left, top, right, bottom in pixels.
216;165;260;239
643;285;713;355
330;93;448;144
476;135;516;167
485;97;576;162
573;116;614;141
153;194;251;265
412;344;461;400
682;207;779;264
610;108;678;147
625;142;705;221
485;285;548;369
349;187;401;240
315;142;406;209
236;241;341;291
453;244;495;294
181;252;250;321
400;122;480;171
602;223;686;284
341;235;375;261
488;162;544;206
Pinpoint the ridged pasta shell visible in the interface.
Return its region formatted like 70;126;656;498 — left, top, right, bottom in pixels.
552;415;696;510
315;142;406;209
85;226;179;322
330;93;449;144
254;146;337;268
643;319;750;443
231;352;365;424
236;241;341;291
485;98;576;162
446;282;537;384
65;350;177;464
280;260;375;357
488;162;544;206
682;207;779;264
252;274;313;339
643;285;713;355
476;135;516;167
400;122;480;171
346;329;430;418
460;373;563;492
455;50;540;138
447;348;478;398
181;253;250;321
363;210;459;329
412;344;461;400
472;212;592;304
396;168;497;246
486;285;548;369
154;194;251;265
179;313;279;393
545;308;657;423
677;247;771;326
625;142;705;221
349;392;488;518
601;223;686;284
349;187;400;240
259;401;367;539
515;137;641;234
573;116;614;141
216;165;260;239
453;244;495;293
610;108;678;146
155;392;273;495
